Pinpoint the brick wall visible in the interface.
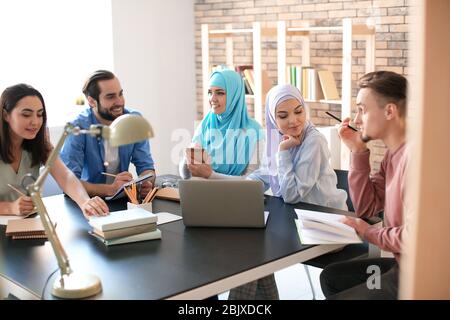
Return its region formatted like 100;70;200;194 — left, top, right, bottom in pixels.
194;0;411;172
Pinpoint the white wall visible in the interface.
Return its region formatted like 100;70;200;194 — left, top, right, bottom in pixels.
0;0;114;127
111;0;196;175
316;126;341;170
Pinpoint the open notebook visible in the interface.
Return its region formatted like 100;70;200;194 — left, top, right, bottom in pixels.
6;218;47;240
294;209;362;244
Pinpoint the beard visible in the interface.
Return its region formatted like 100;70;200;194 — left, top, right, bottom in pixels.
97;103;124;121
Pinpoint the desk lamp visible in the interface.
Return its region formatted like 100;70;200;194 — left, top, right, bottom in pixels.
24;114;154;299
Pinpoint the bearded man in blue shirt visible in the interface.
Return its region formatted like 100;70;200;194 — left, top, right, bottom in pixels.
61;70;155;198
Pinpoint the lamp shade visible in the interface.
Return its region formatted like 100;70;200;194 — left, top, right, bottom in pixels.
102;114;154;147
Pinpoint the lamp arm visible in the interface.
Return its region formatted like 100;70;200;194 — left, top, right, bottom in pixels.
22;115;151;298
27;123;103;278
29;192;71;275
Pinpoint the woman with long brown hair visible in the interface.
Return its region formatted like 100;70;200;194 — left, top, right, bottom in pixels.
0;83;108;219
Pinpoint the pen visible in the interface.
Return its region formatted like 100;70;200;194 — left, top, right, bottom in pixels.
101;172;117;178
7;184;26;197
325;111;358;132
8;184;36;212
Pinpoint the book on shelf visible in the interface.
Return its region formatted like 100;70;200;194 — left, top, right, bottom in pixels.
90;228;161;246
287;66;339;102
235;67;272;102
308;69;324;101
317;70;340;101
92;222;157;240
234;66;254;94
234;65;253;74
6;217;48;240
243;69;255;95
301;67;313;100
88;208;158;232
287;65;311;99
242;76;254;95
294;209;362;245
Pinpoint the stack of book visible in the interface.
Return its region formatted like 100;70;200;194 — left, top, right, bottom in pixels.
294;209;362;245
88;208;160;246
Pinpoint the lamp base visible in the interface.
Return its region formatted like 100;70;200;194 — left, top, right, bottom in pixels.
52;272;102;299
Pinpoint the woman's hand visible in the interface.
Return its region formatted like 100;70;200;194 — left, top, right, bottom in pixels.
188;163;213;179
278;134;302;151
11;196;35;215
186;148;213;179
81;196;109;219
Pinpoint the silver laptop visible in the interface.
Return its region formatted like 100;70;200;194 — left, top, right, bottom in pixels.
178;180;268;228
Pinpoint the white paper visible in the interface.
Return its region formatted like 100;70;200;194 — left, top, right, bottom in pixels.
155;212;182;225
0;212;37;225
264;211;270;225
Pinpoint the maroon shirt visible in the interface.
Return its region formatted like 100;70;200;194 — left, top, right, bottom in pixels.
349;143;408;261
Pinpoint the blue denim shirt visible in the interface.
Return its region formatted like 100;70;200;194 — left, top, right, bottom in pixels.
60;107;155;183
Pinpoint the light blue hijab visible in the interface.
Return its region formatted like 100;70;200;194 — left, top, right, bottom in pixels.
193;69;263;176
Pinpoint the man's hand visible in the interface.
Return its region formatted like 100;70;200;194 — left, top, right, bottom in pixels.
338;118;367;153
109;171;133;196
340;216;370;237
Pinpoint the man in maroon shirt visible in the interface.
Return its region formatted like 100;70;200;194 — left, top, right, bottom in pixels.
320;71;408;299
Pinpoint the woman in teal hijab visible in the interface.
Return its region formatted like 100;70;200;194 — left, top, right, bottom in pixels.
180;69;264;179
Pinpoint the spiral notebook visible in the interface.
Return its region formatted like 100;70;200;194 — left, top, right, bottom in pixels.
6;218;47;240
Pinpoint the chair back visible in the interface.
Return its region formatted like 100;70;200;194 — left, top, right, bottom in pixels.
334;169;354;212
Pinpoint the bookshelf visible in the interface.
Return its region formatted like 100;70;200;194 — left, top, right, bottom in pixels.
201;23;276;124
277;18;376;169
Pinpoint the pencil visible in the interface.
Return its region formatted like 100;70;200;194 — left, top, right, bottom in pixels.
101;172;117;178
143;187;158;204
325;111;358;132
7;184;26;197
124;187;138;205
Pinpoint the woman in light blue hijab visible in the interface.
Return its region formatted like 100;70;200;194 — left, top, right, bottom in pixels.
180;69;264;179
249;83;347;208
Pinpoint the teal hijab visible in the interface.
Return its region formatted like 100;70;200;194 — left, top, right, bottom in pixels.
193;69;263;176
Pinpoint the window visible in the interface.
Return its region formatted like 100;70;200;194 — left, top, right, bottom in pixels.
0;0;114;126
